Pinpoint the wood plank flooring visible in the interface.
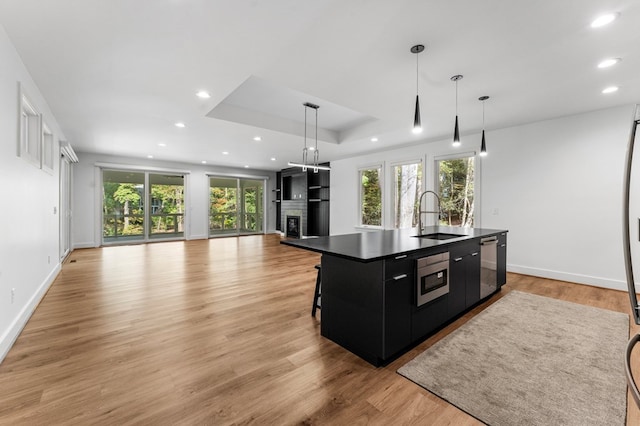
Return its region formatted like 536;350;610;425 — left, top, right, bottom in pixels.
0;234;639;425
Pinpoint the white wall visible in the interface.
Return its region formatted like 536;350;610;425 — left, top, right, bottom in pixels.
72;153;278;248
330;105;635;291
0;25;66;362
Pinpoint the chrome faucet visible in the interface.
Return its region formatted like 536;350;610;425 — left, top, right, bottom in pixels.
418;190;442;235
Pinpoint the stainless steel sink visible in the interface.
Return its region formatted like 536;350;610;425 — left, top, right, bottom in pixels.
412;233;464;240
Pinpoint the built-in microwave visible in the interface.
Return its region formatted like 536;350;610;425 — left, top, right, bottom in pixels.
416;252;450;307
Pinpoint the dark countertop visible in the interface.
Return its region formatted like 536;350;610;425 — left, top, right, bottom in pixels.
281;226;508;262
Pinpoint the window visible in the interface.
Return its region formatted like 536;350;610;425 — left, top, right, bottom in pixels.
209;176;264;237
392;161;423;228
102;170;186;244
18;84;42;167
41;121;54;174
436;155;475;227
359;165;383;227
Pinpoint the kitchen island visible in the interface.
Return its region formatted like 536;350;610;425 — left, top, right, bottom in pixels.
282;226;508;366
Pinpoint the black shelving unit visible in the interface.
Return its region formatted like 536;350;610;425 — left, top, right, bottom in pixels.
306;167;330;236
274;171;282;231
278;165;329;237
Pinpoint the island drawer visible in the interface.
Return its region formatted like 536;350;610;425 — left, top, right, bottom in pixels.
385;254;413;280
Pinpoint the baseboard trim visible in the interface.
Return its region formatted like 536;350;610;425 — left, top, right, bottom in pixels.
186;234;208;240
0;265;61;364
73;241;98;249
508;264;626;292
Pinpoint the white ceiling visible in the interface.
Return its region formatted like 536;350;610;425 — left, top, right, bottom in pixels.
1;0;638;172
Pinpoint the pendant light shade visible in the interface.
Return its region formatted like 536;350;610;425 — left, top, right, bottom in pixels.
411;44;425;134
413;95;421;133
288;102;330;172
451;75;463;147
479;96;489;157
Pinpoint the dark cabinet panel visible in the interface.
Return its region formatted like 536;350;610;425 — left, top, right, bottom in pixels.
384;254;412;280
412;294;448;341
321;255;383;365
448;255;466;317
383;273;413;359
497;232;508;286
466;250;481;307
448;239;481;314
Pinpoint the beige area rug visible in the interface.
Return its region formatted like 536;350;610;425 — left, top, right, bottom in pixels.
398;291;629;425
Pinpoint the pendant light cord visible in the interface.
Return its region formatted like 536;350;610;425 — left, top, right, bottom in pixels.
314;107;319;167
303;105;308;165
482;100;485;129
455;80;458;115
416;51;419;94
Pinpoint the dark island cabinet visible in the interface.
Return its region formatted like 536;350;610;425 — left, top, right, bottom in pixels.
299;229;508;366
497;232;508;286
448;239;481;315
411;293;449;342
383;255;414;359
320;254;384;365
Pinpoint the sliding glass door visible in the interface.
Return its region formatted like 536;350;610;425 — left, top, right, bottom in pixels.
102;170;185;244
149;174;185;239
209;176;264;237
103;170;145;243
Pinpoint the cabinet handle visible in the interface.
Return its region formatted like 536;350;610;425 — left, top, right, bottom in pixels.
393;274;407;281
500;244;506;248
471;252;479;256
395;254;407;260
454;257;463;262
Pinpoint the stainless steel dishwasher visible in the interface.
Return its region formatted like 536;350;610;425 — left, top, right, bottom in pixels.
480;236;498;298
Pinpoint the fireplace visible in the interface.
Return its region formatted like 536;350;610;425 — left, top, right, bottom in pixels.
286;215;301;238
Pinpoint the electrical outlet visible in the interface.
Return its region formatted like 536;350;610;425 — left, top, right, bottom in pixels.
11;288;15;304
492;208;499;216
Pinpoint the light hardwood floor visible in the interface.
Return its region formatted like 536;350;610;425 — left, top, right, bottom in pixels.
1;234;639;425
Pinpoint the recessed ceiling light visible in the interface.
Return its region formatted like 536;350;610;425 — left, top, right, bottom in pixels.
308;146;315;151
253;136;262;141
175;122;186;128
244;165;249;168
222;151;229;155
196;91;211;99
371;137;378;142
591;13;618;28
598;58;621;68
271;157;276;161
602;86;619;94
158;143;167;147
147;155;154;159
201;160;207;164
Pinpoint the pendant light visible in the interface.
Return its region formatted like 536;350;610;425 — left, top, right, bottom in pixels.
288;102;330;172
451;75;463;147
411;44;425;134
479;96;489;157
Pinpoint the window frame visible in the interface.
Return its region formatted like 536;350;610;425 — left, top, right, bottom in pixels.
41;120;54;174
390;158;424;229
434;151;479;228
357;163;384;229
18;83;42;168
